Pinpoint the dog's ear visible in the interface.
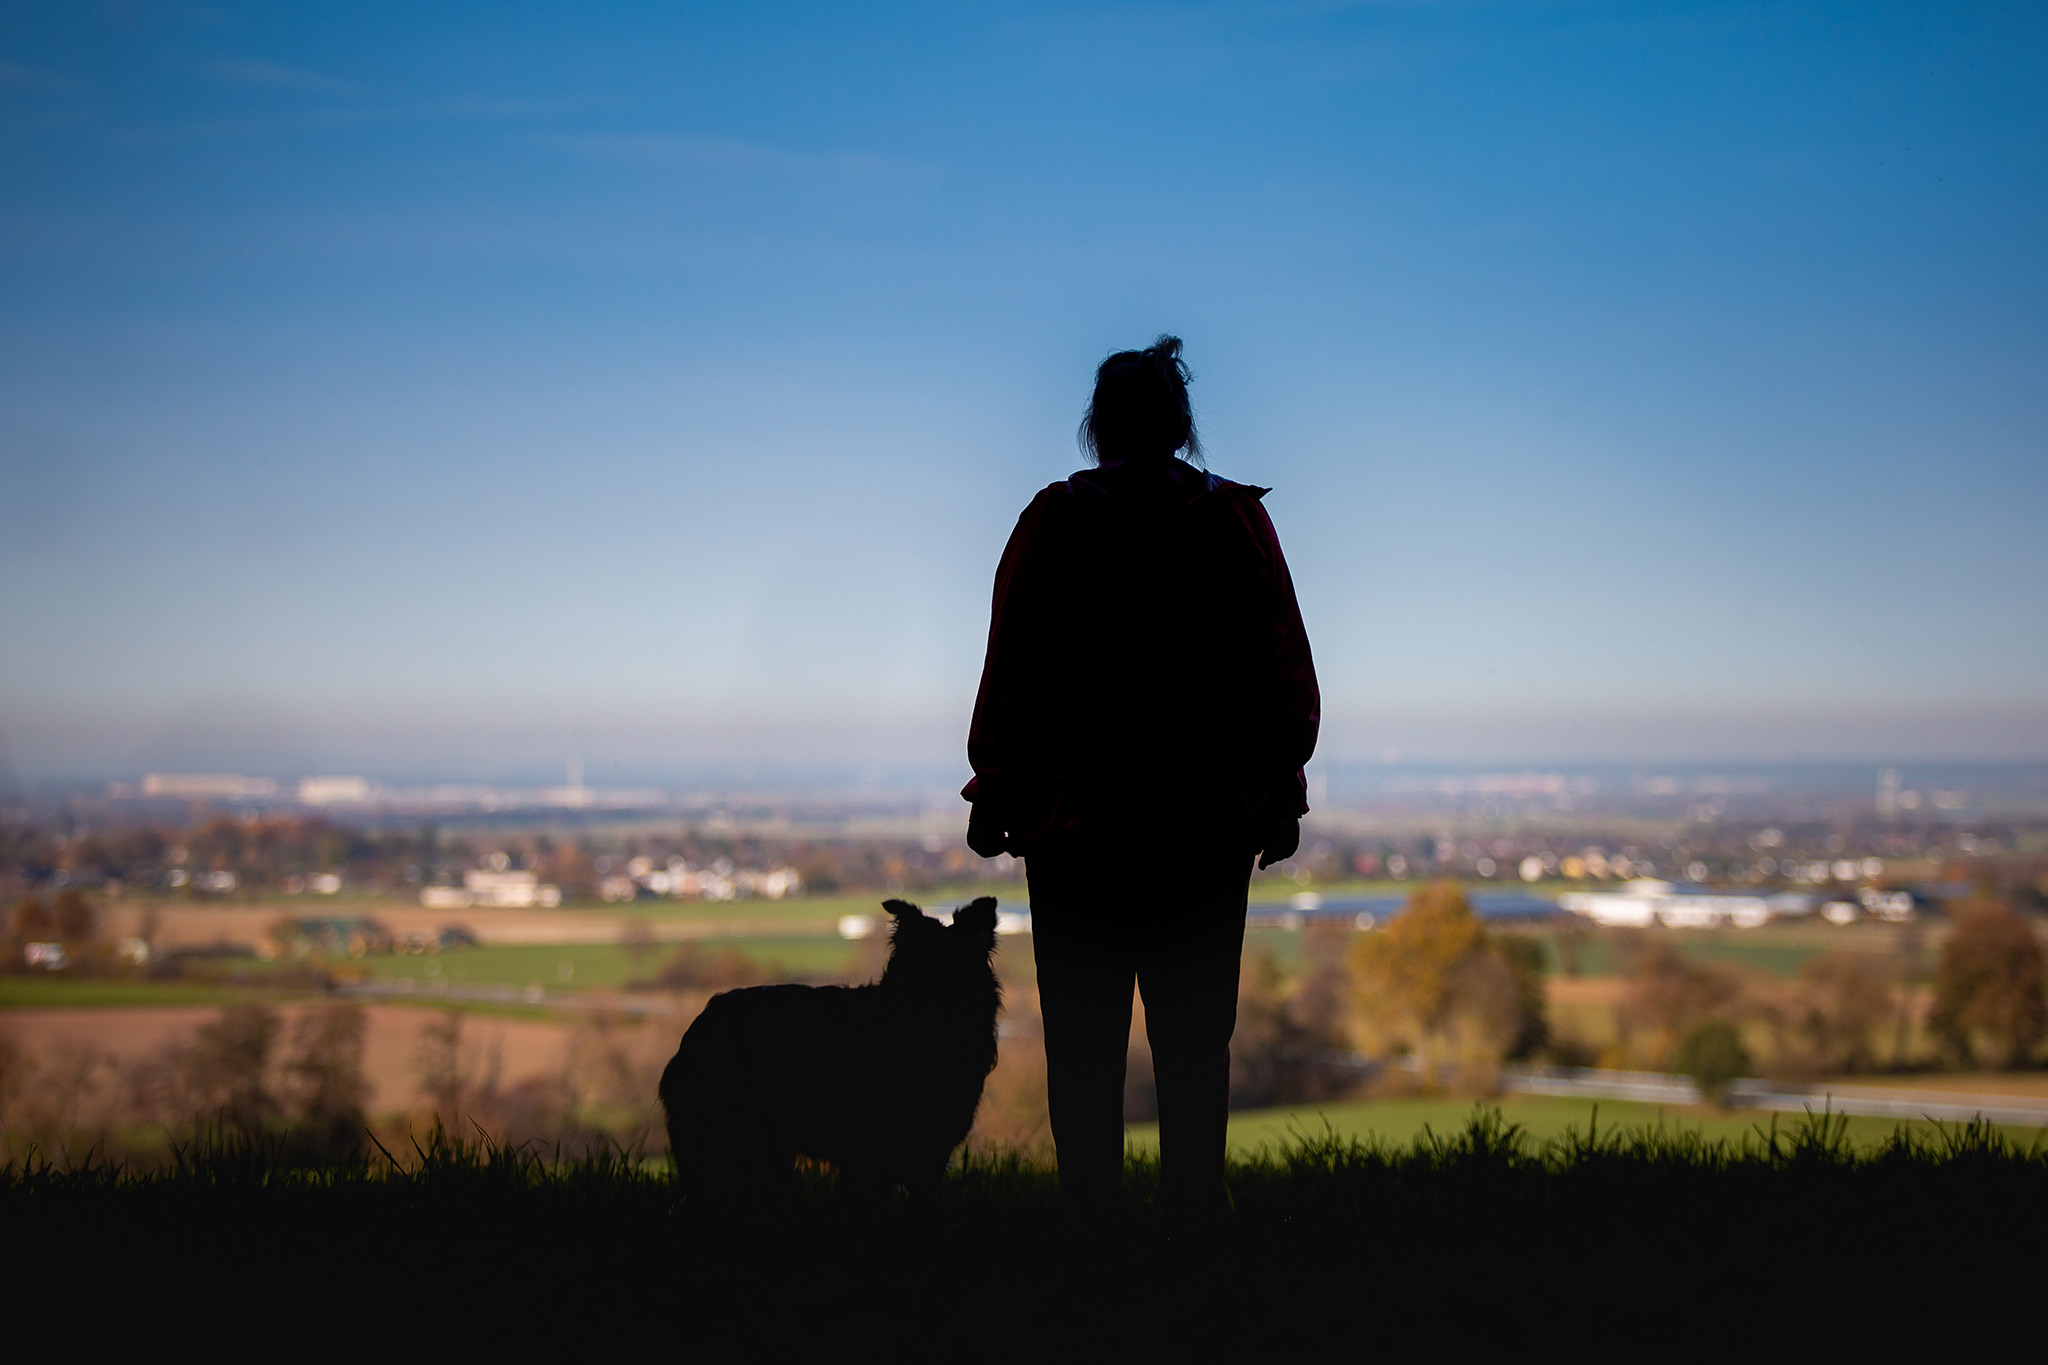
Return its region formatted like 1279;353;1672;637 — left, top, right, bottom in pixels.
954;897;999;942
881;899;924;922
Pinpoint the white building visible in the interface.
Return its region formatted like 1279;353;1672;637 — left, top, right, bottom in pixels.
619;856;802;902
1860;887;1917;922
299;776;375;805
465;869;562;907
1559;879;1813;929
142;773;278;801
420;869;563;909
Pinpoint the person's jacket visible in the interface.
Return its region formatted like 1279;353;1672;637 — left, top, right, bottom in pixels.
963;458;1320;853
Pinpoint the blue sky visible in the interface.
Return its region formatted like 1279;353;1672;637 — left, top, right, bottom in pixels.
2;1;2045;782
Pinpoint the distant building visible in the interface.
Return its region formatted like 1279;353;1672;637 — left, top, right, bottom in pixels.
1559;879;1813;929
838;908;1030;939
735;866;802;899
142;773;279;801
1822;887;1922;925
1859;887;1919;922
419;869;563;909
616;856;800;902
299;776;375;805
465;869;562;907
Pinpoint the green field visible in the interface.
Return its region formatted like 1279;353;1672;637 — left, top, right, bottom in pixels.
1239;917;1914;978
607;888;1023;930
0;935;870;1007
345;918;1925;989
613;897;1941;984
1127;1093;2048;1154
0;899;1961;1013
0;978;249;1009
358;935;868;990
1529;921;1916;978
0;921;1917;1008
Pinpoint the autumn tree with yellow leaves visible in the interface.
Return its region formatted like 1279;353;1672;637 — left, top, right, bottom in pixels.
1346;881;1547;1087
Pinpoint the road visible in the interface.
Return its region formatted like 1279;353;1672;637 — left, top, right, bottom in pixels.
1499;1064;2048;1129
336;977;684;1017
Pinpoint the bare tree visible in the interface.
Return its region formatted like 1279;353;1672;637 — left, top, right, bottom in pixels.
182;1004;281;1134
10;894;52;943
1552;916;1592;978
1616;944;1742;1069
284;1005;368;1151
0;1032;28;1130
415;1010;468;1118
621;917;657;978
52;888;98;945
1795;952;1893;1074
1891;918;1927;1067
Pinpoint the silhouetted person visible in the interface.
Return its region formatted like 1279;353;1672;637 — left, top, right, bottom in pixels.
964;336;1319;1215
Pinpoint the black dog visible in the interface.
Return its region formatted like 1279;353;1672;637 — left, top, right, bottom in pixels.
660;897;1001;1198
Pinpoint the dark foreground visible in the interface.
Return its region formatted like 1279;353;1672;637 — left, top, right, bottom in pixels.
6;1112;2043;1350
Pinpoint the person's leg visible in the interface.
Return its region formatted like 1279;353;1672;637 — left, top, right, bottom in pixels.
1027;844;1137;1213
1135;848;1252;1215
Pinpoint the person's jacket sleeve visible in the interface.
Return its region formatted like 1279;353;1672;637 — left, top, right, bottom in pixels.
962;484;1066;826
1230;488;1320;821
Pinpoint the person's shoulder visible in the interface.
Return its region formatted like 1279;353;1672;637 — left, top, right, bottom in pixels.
1197;469;1271;502
1018;480;1075;519
1195;472;1286;559
1192;473;1275;536
1005;481;1077;543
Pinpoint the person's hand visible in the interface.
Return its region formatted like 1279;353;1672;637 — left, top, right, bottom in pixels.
967;805;1008;858
1257;817;1301;870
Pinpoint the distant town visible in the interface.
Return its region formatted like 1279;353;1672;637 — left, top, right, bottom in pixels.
4;763;2042;922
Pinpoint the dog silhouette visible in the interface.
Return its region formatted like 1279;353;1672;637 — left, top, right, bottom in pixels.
660;897;1001;1198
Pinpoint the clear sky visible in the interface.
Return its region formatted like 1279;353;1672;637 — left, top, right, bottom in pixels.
3;2;2045;783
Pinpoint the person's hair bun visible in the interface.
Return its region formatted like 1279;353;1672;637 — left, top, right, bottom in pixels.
1079;335;1201;466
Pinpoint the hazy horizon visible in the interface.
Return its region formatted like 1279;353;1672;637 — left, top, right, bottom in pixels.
8;694;2046;789
5;3;2045;782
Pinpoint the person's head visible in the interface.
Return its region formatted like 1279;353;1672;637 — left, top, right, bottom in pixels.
1078;334;1202;467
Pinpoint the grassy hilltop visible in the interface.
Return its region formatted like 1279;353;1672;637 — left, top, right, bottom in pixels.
7;1110;2042;1346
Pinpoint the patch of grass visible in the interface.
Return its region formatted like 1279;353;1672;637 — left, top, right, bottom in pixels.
6;1112;2041;1344
1243;919;1915;979
0;978;251;1009
357;935;866;990
1558;920;1909;978
1127;1093;2048;1154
